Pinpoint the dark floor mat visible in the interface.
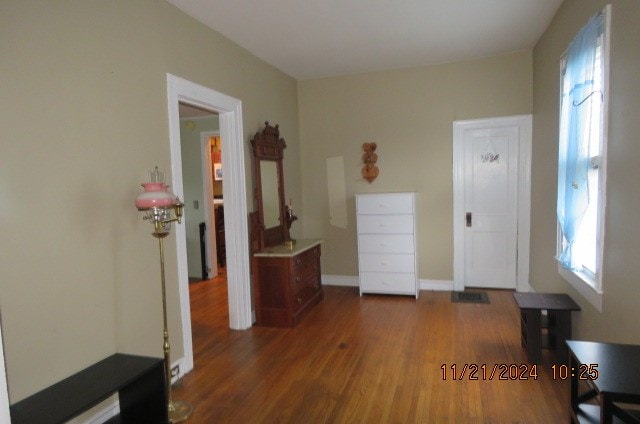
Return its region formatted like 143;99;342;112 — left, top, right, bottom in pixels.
451;291;490;304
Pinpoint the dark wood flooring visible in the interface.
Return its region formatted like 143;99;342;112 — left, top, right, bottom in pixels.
173;277;570;423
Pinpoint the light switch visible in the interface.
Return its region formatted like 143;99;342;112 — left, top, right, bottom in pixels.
193;200;199;209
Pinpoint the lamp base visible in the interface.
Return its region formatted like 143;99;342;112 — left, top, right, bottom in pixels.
169;400;194;423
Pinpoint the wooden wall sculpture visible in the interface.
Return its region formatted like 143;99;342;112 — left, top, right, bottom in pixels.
362;142;379;183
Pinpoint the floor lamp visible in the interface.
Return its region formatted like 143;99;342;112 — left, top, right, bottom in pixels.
135;167;193;423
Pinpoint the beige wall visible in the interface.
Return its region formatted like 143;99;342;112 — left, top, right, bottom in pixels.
531;0;640;342
298;51;533;280
0;0;300;402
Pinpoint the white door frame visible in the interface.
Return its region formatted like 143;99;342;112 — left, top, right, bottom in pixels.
167;74;253;376
200;131;220;279
0;317;10;423
452;115;532;293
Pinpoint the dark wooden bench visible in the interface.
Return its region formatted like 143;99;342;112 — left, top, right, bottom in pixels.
10;353;167;424
512;292;580;364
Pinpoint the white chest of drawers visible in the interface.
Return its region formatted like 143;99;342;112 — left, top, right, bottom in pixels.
356;192;418;298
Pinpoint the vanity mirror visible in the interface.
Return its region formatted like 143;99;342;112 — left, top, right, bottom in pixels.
250;122;293;251
249;122;323;327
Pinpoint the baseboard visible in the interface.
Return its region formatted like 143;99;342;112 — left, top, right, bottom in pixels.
518;282;534;293
321;275;359;287
420;279;453;291
63;395;119;424
322;275;453;292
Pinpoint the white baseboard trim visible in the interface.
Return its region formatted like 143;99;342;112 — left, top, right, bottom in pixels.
518;283;534;293
63;395;119;424
321;275;359;287
87;401;120;424
322;275;453;292
420;279;453;291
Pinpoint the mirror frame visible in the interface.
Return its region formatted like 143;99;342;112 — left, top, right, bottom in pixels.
250;122;290;250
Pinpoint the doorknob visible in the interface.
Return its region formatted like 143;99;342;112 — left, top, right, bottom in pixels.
466;212;472;227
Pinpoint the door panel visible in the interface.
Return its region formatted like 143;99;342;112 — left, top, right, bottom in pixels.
461;125;519;289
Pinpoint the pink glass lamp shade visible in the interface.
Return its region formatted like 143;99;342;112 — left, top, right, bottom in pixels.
135;167;179;210
135;182;177;210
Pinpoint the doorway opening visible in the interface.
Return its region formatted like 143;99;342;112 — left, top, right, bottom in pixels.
177;105;230;378
166;74;252;378
178;104;223;282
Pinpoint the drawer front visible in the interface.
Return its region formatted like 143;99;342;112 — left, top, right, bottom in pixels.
290;246;321;301
357;214;414;234
358;234;415;254
292;246;320;278
360;272;416;294
356;193;414;215
291;269;320;295
358;253;415;273
291;282;319;309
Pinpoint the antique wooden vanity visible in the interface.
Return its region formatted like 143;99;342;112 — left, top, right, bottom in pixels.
249;122;323;327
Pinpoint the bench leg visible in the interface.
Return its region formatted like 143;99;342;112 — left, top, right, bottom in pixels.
119;361;168;424
522;309;542;363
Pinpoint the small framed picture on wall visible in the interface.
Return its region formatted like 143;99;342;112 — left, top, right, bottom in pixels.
214;163;223;181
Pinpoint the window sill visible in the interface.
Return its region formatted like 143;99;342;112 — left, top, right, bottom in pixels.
558;264;602;312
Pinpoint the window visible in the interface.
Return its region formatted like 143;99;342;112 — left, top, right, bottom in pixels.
557;6;610;309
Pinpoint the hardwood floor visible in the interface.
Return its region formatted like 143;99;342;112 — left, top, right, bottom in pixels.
173;278;570;423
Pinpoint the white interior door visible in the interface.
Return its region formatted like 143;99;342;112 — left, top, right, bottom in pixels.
453;115;532;291
464;126;518;288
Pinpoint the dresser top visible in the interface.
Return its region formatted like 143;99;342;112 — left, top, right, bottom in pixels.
356;192;416;196
254;238;322;257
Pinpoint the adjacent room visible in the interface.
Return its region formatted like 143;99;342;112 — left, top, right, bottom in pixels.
2;0;639;423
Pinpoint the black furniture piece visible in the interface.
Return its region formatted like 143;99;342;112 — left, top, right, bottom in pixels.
10;353;167;424
567;340;640;424
512;292;580;363
215;204;226;267
199;221;208;280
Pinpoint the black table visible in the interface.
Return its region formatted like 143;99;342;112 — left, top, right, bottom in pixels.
513;292;580;363
567;340;640;424
10;353;167;424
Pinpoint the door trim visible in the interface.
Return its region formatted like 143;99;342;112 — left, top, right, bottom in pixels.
0;317;9;423
452;115;532;292
167;74;252;376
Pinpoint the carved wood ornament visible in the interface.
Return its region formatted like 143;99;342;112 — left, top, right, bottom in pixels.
249;122;296;253
362;142;379;183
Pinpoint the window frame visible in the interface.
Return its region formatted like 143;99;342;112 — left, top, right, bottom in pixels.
556;5;611;312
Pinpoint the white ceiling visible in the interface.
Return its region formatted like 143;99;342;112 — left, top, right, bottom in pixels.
166;0;563;80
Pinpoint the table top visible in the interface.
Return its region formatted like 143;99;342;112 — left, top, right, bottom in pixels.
567;340;640;398
253;238;322;258
512;292;581;311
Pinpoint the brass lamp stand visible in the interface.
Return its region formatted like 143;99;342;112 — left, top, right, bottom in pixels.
136;168;193;423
